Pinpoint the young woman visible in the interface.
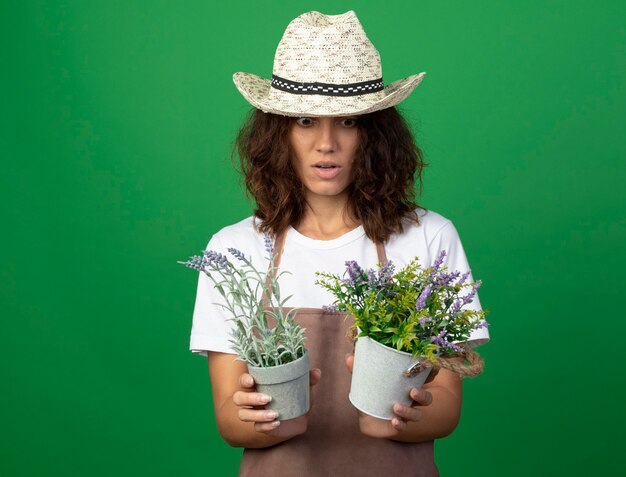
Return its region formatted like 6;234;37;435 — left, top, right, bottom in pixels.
189;11;489;476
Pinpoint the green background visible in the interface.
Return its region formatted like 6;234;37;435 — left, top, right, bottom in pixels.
2;1;624;475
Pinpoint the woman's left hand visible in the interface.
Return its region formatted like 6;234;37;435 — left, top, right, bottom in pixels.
345;353;434;438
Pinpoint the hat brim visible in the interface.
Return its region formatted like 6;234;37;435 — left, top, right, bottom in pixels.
233;71;426;117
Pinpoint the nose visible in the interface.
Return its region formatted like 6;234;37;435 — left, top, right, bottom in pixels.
315;118;338;154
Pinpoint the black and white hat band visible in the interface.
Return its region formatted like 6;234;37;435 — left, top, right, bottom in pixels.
271;75;385;97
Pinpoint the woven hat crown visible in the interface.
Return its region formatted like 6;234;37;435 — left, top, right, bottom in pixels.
273;11;382;85
232;10;426;117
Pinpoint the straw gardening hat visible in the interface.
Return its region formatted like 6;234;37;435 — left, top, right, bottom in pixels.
233;10;426;117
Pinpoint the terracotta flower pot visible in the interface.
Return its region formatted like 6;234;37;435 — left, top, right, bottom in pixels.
247;351;311;420
349;336;431;420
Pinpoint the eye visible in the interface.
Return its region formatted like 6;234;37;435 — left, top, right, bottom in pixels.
295;117;314;127
340;117;358;128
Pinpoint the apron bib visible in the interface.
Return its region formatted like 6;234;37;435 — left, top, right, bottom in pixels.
238;232;438;477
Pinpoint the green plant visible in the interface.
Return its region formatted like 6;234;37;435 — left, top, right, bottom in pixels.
316;251;488;362
179;236;305;367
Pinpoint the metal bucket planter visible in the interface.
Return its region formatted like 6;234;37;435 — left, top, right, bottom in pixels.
247;351;311;421
349;336;431;420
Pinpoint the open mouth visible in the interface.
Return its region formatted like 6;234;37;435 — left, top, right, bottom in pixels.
312;161;342;179
314;162;340;169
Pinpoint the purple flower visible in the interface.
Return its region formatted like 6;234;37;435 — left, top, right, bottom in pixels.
476;320;490;329
228;247;249;264
430;333;446;347
416;285;431;311
461;293;475;305
457;271;471;286
449;299;462;314
179;249;235;272
430;329;463;353
433;250;446;271
419;316;432;327
439;271;460;287
345;260;365;286
448;342;464;353
322;304;339;313
263;234;274;256
378;261;395;285
178;255;206;272
460;280;482;305
202;250;231;270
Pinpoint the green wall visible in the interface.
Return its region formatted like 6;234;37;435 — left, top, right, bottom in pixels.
2;1;624;475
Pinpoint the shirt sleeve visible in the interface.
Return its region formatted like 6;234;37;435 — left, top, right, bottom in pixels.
189;234;237;357
427;221;490;348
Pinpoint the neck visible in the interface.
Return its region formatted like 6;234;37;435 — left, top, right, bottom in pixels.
296;193;359;240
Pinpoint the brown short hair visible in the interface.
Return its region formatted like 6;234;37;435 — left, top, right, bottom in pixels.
233;107;427;243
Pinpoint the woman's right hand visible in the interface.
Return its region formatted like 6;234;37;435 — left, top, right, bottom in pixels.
208;351;321;447
233;369;322;437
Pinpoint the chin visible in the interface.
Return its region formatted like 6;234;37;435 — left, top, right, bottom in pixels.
309;188;350;198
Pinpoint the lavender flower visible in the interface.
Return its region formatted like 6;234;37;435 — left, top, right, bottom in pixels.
416;285;431;311
430;329;464;353
430;329;447;347
367;269;377;287
345;260;365;286
441;270;461;287
227;247;249;264
428;270;469;292
448;342;464;353
419;316;433;327
460;280;482;305
178;255;206;272
322;304;339;313
263;234;274;256
457;270;471;286
433;250;446;271
202;250;231;270
378;260;395;285
449;299;462;315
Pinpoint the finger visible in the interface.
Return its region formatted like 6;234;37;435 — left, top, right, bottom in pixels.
233;390;272;407
391;417;407;431
238;408;278;423
239;373;255;389
345;353;354;373
264;415;308;437
310;368;322;386
254;420;281;433
409;387;433;406
393;402;422;422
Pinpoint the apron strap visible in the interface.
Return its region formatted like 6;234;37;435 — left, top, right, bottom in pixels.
376;241;388;265
262;230;287;308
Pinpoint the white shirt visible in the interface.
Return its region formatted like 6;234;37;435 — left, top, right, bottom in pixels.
190;209;490;356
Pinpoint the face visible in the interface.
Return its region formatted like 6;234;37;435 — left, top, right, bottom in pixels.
288;116;360;202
